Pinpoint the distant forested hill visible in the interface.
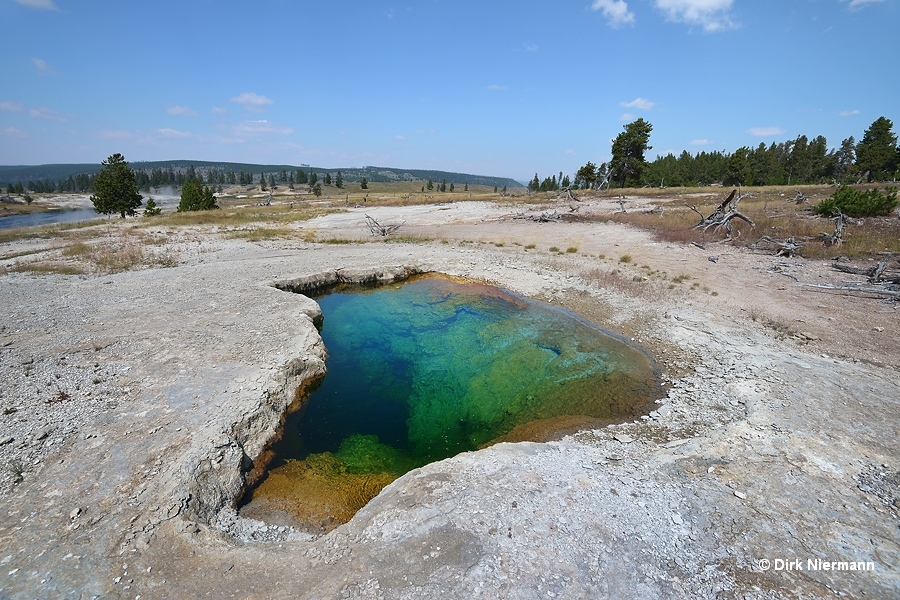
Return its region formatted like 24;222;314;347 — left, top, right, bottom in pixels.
0;161;524;191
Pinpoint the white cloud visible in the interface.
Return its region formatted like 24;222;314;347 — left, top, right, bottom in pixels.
2;127;28;138
839;109;860;117
28;107;65;122
0;101;24;112
749;126;785;137
167;105;197;116
523;42;539;52
845;0;883;9
591;0;636;28
621;97;655;110
487;84;508;91
32;58;54;74
158;128;191;138
14;0;58;10
211;106;228;115
234;120;292;135
689;139;713;146
566;149;576;156
230;92;274;111
395;135;407;141
620;112;635;121
655;0;736;32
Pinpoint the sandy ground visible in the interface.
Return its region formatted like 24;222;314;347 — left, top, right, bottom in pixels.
0;197;897;599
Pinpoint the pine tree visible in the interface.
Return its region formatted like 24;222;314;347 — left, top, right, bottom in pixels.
856;117;898;182
178;179;218;211
335;171;343;188
90;153;143;218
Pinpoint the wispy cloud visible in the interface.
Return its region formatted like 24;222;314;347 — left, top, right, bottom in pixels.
749;126;785;137
487;84;508;91
523;42;539;52
845;0;883;9
0;101;25;112
211;106;228;115
395;134;406;141
621;97;655;110
158;128;191;138
620;112;635;121
31;58;55;74
839;109;860;117
28;107;65;122
2;127;28;139
234;120;292;135
655;0;736;32
690;139;713;146
14;0;58;10
591;0;636;28
230;92;274;112
167;105;197;116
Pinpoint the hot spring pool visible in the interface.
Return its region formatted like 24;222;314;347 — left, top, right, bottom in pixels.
240;274;661;530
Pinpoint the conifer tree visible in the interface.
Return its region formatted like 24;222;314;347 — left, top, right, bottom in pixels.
90;153;143;218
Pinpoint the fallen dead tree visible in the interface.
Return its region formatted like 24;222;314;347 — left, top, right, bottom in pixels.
556;188;579;203
804;284;900;300
808;252;900;300
820;212;845;247
364;214;404;236
688;188;755;240
831;253;900;284
754;236;804;257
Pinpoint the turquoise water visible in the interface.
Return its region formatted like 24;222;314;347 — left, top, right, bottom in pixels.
242;275;660;528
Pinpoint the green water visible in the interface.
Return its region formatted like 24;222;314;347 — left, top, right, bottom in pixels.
243;275;660;528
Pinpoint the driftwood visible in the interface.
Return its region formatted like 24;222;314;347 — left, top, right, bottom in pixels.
792;190;808;204
556;188;579;203
530;210;560;222
688;188;755;240
616;200;627;214
364;214;404;236
805;284;900;300
514;209;560;222
755;235;804;257
831;253;900;284
819;252;900;300
821;212;845;247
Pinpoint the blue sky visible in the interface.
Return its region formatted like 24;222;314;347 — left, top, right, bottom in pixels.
1;0;897;183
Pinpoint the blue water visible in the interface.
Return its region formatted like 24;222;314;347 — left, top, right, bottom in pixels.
241;275;661;528
0;208;101;230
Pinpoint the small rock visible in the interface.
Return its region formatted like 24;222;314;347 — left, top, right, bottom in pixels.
0;436;13;446
614;433;634;444
671;514;684;525
70;507;82;520
708;255;719;263
734;490;747;500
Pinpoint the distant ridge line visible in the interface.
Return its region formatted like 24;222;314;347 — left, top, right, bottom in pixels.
0;161;525;189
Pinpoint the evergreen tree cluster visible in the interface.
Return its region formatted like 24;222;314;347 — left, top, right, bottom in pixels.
562;116;900;190
527;172;571;192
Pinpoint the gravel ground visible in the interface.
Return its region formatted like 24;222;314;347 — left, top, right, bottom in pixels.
0;199;897;599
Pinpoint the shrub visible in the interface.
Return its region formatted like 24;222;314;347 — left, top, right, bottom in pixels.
814;185;898;218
